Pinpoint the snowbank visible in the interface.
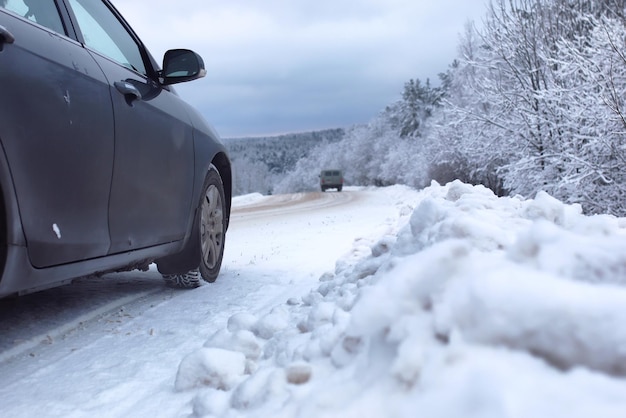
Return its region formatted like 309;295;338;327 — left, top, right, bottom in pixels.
232;193;268;207
177;181;626;417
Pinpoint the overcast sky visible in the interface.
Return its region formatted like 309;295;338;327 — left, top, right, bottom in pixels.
115;0;488;138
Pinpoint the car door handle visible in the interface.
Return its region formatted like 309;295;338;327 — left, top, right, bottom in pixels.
0;25;15;52
114;81;142;106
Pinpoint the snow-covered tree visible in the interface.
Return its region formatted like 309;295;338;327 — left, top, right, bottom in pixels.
431;0;626;214
551;15;626;213
391;78;443;139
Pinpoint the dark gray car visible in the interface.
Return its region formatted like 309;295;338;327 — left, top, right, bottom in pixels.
0;0;232;296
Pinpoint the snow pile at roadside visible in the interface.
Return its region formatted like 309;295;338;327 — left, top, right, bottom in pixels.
231;193;268;206
176;180;626;417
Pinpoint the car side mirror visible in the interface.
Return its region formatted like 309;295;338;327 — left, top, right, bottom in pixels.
160;49;207;85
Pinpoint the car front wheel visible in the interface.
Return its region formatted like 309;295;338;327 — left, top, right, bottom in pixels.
198;170;225;282
162;165;226;288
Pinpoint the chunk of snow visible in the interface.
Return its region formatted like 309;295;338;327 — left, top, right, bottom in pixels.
175;347;246;392
252;307;290;340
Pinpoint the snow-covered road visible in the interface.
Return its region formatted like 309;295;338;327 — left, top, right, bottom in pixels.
0;187;410;417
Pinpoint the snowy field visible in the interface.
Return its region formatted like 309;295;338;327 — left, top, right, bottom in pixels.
1;181;626;417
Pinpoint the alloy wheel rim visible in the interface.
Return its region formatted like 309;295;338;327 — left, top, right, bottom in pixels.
200;184;224;270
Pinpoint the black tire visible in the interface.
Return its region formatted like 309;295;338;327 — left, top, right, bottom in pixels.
162;270;202;288
162;165;226;288
338;186;343;192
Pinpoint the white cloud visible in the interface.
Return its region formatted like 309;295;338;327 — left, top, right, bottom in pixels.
115;0;488;137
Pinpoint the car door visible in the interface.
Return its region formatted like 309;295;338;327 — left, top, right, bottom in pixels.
65;0;195;254
0;1;114;267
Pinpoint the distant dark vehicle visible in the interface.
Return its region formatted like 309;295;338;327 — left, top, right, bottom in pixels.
0;0;232;297
320;169;343;192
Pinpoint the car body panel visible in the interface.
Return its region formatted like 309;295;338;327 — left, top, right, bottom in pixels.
92;54;195;254
184;102;232;228
0;9;115;267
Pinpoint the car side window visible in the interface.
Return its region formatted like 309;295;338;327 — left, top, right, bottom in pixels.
67;0;147;75
1;0;66;35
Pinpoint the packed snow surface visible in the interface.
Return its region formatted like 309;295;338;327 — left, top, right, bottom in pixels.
1;181;626;417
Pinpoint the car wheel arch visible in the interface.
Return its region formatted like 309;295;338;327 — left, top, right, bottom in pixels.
211;151;232;229
0;180;6;280
155;158;230;276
